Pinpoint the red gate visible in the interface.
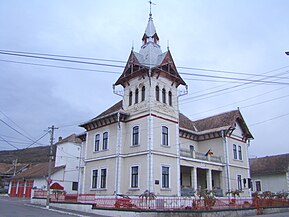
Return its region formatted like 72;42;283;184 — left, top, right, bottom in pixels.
10;181;17;197
25;180;34;198
17;181;25;198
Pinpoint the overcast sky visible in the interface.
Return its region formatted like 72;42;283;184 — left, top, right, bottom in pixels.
0;0;288;158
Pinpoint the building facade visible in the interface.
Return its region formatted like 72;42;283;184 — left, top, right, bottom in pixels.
80;13;253;197
250;154;289;193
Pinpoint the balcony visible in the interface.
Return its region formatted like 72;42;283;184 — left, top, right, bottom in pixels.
180;148;222;163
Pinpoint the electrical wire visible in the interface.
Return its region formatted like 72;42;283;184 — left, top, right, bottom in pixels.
0;135;19;149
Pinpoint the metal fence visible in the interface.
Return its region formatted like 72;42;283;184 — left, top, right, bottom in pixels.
33;190;289;211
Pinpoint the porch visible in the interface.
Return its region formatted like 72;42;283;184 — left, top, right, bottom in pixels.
181;166;223;197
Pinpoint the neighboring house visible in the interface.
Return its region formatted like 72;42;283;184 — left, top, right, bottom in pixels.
79;12;253;198
8;134;83;197
0;162;28;194
250;153;289;193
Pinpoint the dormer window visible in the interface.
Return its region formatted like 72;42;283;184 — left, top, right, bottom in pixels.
135;88;139;104
162;88;166;104
156;86;160;101
129;91;133;106
141;86;145;101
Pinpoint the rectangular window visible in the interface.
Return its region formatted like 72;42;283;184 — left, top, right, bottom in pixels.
238;145;242;160
103;132;108;150
95;134;100;151
233;144;237;159
162;166;169;188
162;126;168;146
256;181;261;192
132;126;139;146
72;182;78;191
131;166;139;188
237;175;242;190
100;168;107;189
92;170;98;189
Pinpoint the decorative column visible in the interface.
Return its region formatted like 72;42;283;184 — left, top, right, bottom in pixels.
206;169;212;191
191;167;198;191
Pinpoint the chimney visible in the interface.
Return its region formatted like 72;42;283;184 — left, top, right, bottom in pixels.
58;136;63;142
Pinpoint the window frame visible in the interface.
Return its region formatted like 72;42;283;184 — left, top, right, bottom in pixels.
94;134;100;152
237;175;242;191
130;165;139;189
238;145;242;160
161;165;170;189
141;86;145;101
72;182;78;191
132;126;140;146
168;91;172;106
102;132;108;150
255;180;262;192
92;169;98;189
233;144;237;159
135;88;139;104
129;91;133;106
161;126;169;146
155;86;160;101
162;88;166;104
100;168;107;189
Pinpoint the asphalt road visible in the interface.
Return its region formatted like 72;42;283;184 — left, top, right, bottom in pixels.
1;196;289;217
0;197;104;217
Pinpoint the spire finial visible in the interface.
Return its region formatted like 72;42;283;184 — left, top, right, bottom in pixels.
148;0;156;18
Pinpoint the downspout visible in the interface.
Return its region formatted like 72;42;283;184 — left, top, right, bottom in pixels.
115;111;121;195
222;130;231;192
148;68;153;193
176;85;188;196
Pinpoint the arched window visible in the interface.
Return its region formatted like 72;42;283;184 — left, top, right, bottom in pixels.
135;88;139;104
103;132;108;150
168;91;172;106
162;126;168;146
132;126;139;146
155;86;159;101
95;134;100;151
129;91;132;106
141;86;145;101
162;88;166;104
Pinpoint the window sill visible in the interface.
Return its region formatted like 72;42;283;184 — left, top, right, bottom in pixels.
130;144;141;148
160;145;170;148
93;149;109;153
160;188;171;191
129;188;140;191
90;188;107;191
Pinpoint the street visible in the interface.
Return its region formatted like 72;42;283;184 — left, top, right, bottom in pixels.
1;196;289;217
0;197;104;217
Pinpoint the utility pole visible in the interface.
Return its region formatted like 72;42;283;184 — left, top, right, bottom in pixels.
46;125;57;209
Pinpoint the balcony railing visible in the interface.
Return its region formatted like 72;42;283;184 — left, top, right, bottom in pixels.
180;149;222;163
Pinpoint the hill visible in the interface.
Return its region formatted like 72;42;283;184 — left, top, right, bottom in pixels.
0;145;56;164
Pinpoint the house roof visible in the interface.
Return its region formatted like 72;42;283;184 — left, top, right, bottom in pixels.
0;163;12;174
11;162;64;180
179;110;253;139
0;163;29;176
250;153;289;176
56;133;82;145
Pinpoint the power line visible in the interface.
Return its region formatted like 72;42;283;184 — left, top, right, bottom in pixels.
0;135;19;150
0;59;120;75
0;119;41;145
1;49;289;84
0;51;125;68
249;112;289;127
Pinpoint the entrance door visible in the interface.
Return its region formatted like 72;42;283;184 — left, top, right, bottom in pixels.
10;181;17;197
17;181;25;197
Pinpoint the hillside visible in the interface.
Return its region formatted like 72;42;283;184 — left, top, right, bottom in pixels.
0;145;56;164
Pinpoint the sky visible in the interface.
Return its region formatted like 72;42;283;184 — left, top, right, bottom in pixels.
0;0;288;158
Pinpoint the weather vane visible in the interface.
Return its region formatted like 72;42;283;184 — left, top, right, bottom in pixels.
148;0;156;17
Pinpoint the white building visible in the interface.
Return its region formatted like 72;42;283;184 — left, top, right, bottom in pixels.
9;134;83;197
250;154;289;193
79;12;253;198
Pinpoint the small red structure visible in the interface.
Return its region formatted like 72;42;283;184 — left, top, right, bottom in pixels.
50;182;64;190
